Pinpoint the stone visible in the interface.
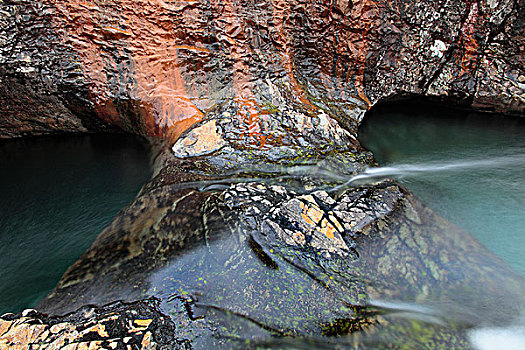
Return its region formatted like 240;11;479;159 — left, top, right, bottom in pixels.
0;299;187;350
1;0;523;142
172;120;226;158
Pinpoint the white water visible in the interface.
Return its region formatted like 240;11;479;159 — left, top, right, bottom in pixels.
469;326;525;350
331;154;525;191
371;299;525;350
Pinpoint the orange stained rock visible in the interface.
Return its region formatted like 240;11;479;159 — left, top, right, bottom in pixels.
234;97;276;148
0;321;47;347
133;47;204;140
0;316;156;350
172;45;211;53
83;324;109;338
314;0;375;109
293;231;306;245
48;0;209;142
133;319;153;329
141;331;153;349
350;0;377;107
458;2;480;75
172;119;226;157
210;0;272;148
320;218;336;239
0;319;12;337
299;201;324;228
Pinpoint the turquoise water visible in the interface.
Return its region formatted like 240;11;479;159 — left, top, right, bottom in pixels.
358;102;525;277
0;134;151;315
1;106;523;348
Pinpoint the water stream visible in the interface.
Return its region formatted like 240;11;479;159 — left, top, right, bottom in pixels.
358;103;525;277
358;103;525;349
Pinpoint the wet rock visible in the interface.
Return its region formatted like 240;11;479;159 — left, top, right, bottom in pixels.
217;181;525;318
36;185;216;315
0;298;188;349
1;0;525;348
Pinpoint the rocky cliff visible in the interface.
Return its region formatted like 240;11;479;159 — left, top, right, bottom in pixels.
1;0;523;142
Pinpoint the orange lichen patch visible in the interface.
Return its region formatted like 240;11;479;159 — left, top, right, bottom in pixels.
0;321;47;347
0;310;158;350
234;96;273;148
50;322;74;334
328;213;345;232
299;200;324;228
130;319;153;332
319;218;336;239
141;331;153;349
292;231;306;245
133;319;153;328
0;320;12;337
82;324;109;338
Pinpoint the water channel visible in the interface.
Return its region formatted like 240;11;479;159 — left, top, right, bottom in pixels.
359;102;525;278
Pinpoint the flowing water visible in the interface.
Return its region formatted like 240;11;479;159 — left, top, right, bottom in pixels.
0;134;151;315
149;103;525;349
139;101;525;348
358;103;525;349
1;105;524;349
358;103;525;278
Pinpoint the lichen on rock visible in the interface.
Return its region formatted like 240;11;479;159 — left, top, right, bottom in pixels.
0;299;189;350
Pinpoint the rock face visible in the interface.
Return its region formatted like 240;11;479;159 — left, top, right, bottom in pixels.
1;0;525;349
1;0;524;141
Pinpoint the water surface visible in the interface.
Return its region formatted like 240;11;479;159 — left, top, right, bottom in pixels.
0;134;151;314
4;104;523;349
358;103;525;277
